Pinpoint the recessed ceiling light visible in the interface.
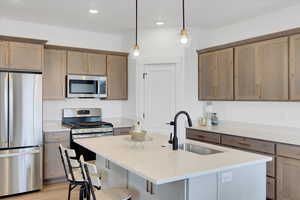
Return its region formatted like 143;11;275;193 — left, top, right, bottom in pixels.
156;21;165;26
89;9;99;14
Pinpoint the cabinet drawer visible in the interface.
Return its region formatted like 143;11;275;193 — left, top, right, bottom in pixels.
44;131;69;143
267;177;275;200
221;135;275;154
186;129;221;144
277;143;300;160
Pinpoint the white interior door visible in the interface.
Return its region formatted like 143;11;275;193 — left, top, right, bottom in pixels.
143;63;176;135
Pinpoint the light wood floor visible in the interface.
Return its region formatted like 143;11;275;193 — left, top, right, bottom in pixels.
2;182;80;200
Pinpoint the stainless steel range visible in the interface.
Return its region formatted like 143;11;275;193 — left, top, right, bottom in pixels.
62;108;113;160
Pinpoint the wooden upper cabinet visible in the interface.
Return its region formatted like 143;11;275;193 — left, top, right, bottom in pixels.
67;51;88;75
43;49;67;100
290;34;300;100
87;53;106;75
235;44;260;100
256;37;289;100
107;55;128;100
235;37;288;101
8;42;44;71
199;48;233;100
67;51;107;76
0;41;9;69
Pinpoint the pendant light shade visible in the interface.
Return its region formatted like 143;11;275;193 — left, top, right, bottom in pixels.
131;0;140;58
179;0;191;47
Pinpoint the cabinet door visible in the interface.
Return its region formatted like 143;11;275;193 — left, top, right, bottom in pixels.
43;49;67;100
8;42;43;71
277;157;300;200
67;51;88;75
87;53;106;75
235;44;260;100
199;52;217;100
44;131;70;181
256;37;289;100
0;41;9;69
216;48;234;100
107;55;128;100
199;49;233;100
290;34;300;100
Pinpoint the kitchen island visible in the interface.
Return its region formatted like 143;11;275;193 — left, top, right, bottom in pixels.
75;134;271;200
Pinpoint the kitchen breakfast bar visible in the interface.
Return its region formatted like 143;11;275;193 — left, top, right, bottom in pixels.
75;134;271;200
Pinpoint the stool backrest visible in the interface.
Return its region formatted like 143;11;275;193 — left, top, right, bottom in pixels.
80;160;102;200
59;144;80;181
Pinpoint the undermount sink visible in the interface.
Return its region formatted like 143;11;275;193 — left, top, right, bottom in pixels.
179;143;223;155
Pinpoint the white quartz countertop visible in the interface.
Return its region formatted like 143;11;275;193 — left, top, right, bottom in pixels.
43;120;70;133
189;121;300;146
75;134;270;185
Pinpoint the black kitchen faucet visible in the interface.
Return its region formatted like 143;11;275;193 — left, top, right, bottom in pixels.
168;111;193;150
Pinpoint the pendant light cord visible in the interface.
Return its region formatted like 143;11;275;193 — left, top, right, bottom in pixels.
182;0;185;30
135;0;138;45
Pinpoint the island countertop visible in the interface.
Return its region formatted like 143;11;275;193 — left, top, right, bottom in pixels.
75;134;271;185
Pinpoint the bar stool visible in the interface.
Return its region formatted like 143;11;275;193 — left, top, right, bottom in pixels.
59;145;86;200
78;158;132;200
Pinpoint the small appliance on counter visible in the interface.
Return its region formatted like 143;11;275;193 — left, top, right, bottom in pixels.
62;108;113;161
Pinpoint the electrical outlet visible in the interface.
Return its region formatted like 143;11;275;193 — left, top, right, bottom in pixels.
221;171;233;183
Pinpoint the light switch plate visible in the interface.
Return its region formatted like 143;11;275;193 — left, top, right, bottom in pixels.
221;171;233;183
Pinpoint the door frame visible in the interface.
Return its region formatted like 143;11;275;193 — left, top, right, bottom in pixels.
136;56;184;127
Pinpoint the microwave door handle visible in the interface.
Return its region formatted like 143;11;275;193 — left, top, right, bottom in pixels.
97;80;101;95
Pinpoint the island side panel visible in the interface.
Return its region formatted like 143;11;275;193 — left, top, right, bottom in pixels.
128;172;186;200
96;155;128;189
189;162;266;200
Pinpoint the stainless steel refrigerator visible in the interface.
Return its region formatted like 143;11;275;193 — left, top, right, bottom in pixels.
0;72;43;197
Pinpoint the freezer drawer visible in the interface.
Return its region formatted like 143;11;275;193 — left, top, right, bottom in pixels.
0;147;43;197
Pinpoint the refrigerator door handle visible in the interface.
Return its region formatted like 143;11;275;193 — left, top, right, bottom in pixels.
8;73;13;147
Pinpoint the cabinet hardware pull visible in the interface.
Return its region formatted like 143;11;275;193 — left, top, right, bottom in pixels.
146;180;150;193
150;182;154;195
197;135;205;138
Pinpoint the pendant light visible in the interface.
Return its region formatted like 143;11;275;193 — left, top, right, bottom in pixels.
179;0;191;47
131;0;140;57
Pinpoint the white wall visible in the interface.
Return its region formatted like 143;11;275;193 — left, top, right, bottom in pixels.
0;19;126;121
124;3;300;129
204;4;300;128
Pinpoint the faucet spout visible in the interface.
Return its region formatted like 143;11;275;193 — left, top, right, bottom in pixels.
169;111;193;150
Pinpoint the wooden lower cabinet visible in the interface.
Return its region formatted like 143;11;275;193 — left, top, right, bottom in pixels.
113;127;132;136
277;157;300;200
44;131;70;183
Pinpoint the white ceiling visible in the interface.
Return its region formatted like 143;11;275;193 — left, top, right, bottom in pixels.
0;0;299;33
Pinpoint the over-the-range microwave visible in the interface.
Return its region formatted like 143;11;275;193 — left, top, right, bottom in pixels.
67;75;107;98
